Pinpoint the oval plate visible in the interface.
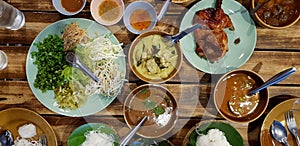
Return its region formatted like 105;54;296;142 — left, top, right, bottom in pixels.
179;0;256;74
183;121;244;146
260;98;300;146
68;123;119;146
0;108;57;146
26;18;126;117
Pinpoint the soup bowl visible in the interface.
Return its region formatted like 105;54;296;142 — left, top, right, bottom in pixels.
90;0;125;26
123;84;178;138
251;0;300;28
214;69;269;123
123;0;170;34
52;0;86;16
128;30;183;83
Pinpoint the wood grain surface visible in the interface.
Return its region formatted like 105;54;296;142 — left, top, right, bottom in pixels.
0;0;300;146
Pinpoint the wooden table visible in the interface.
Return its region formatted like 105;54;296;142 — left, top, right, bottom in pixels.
0;0;300;145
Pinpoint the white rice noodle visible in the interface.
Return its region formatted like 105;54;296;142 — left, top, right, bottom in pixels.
81;35;126;97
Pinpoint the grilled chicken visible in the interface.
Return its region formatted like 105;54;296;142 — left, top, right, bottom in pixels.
194;0;234;62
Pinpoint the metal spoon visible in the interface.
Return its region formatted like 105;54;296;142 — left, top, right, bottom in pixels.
250;0;271;15
270;120;290;146
163;23;201;46
119;116;147;146
247;67;296;95
65;52;99;83
0;130;13;146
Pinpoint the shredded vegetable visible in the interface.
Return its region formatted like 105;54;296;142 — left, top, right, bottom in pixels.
75;35;126;97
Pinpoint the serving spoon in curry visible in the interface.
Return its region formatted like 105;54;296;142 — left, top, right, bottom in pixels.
163;23;201;46
247;67;296;95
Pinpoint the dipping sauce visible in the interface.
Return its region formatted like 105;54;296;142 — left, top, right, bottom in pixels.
132;34;178;80
130;9;152;31
124;85;177;138
256;0;299;26
98;0;121;22
61;0;84;12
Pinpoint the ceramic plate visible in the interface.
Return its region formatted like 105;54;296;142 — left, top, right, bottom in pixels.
260;98;300;146
67;123;119;146
183;121;244;146
179;0;256;74
0;108;57;145
26;18;126;117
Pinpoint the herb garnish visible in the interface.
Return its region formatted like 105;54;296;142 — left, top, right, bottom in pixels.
143;97;165;116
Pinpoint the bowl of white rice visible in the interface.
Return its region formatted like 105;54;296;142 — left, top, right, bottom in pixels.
67;123;119;146
182;121;244;146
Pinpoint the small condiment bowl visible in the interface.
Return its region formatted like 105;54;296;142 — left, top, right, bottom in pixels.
214;69;269;123
90;0;125;26
251;0;300;28
123;84;178;138
52;0;86;16
128;30;183;83
0;50;8;70
123;0;170;34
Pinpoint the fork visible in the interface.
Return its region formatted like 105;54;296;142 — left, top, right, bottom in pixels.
285;110;300;146
38;134;47;146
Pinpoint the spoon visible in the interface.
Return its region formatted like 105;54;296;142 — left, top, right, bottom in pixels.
163;23;201;46
0;130;13;146
271;120;290;146
119;116;147;146
250;0;271;15
247;67;296;95
65;51;99;83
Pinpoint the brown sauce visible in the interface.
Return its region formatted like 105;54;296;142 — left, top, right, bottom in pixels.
124;85;177;137
256;0;299;26
218;73;260;117
61;0;84;12
126;87;173;126
98;0;120;21
130;9;152;31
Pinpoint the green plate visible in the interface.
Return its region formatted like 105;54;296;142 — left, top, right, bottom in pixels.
68;123;119;146
183;121;244;146
179;0;257;74
26;18;126;117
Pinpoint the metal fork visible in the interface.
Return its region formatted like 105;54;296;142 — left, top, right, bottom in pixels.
285;110;300;146
38;134;47;146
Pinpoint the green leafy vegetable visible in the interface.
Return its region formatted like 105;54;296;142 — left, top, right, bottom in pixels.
143;98;165;116
153;106;165;116
143;98;156;110
31;34;68;92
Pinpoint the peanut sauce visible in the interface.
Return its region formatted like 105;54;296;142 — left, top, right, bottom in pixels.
61;0;84;12
130;9;152;31
219;73;260;117
98;0;120;21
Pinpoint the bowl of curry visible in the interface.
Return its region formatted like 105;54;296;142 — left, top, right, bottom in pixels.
252;0;300;28
128;30;183;83
214;69;269;123
123;84;178;138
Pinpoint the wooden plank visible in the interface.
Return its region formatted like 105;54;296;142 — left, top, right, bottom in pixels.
0;81;299;117
1;46;300;84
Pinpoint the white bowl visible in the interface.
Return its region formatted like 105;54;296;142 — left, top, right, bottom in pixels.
0;50;8;70
90;0;125;26
123;1;157;34
52;0;86;16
